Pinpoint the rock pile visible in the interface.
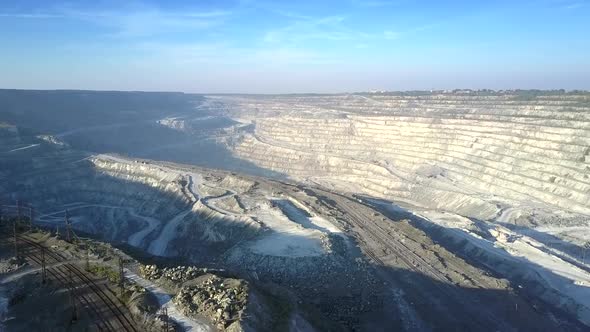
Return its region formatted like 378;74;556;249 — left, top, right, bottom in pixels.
140;264;209;283
0;257;25;274
173;275;248;330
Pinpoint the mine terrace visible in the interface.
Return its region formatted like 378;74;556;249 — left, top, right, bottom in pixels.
1;89;589;331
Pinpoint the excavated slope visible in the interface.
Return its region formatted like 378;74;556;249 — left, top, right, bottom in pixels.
226;94;590;219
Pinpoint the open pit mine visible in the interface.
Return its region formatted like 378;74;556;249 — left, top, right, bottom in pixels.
1;89;589;331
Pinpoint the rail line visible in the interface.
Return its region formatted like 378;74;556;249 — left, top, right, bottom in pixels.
332;194;450;283
16;235;138;332
311;188;510;330
16;239;113;331
0;212;138;332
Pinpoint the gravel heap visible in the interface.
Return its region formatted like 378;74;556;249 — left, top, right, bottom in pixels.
173;275;248;330
140;264;209;282
0;257;25;274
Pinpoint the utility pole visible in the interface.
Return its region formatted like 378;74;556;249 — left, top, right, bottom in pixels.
162;307;169;332
16;200;21;220
65;209;72;243
85;249;90;271
41;247;47;284
13;219;18;259
118;257;124;294
68;269;78;323
29;206;34;231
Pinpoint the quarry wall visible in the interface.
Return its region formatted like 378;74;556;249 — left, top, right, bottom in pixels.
227;94;590;219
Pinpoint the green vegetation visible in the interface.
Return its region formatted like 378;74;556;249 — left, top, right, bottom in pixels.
88;264;119;283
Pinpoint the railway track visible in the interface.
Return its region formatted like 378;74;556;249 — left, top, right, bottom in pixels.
311;188;512;330
16;235;138;332
0;205;138;331
313;189;458;282
17;239;114;331
333;195;452;283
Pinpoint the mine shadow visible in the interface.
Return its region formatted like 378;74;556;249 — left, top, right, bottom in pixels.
357;195;590;272
1;123;288;264
1;138;290;290
1;90;286;180
357;195;590;331
360;264;588;332
0;90;204;134
63;118;288;180
1;160;256;262
1;152;292;281
465;218;590;275
496;221;590;273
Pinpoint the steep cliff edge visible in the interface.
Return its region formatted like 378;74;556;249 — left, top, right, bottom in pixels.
221;93;590;222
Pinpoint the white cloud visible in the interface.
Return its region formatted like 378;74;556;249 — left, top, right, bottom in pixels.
131;41;333;67
384;30;400;40
564;2;585;9
0;13;64;18
262;15;380;45
262;14;410;47
0;5;231;37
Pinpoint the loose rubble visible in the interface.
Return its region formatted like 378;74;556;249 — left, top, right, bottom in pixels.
174;275;248;330
140;264;211;283
0;257;25;274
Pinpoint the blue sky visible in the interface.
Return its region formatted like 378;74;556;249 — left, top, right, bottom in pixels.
0;0;588;93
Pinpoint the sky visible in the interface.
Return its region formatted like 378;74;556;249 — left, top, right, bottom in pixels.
0;0;589;93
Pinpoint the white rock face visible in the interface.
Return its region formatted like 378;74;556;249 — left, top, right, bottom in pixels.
87;155;342;261
157;117;188;131
36;134;69;147
214;94;590;220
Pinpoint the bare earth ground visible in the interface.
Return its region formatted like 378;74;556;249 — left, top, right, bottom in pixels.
262;181;588;332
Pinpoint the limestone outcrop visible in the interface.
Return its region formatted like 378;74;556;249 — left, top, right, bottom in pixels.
217;93;590;221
